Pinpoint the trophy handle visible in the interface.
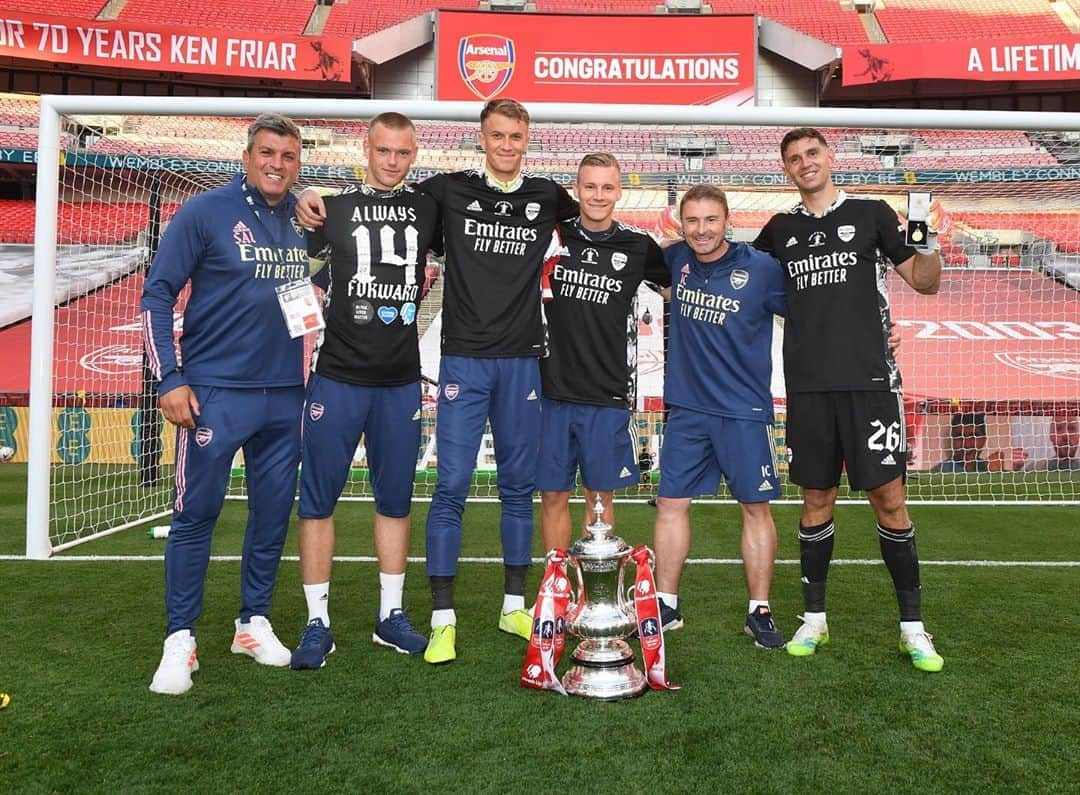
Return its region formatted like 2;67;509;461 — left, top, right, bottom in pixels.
565;556;585;620
617;558;637;622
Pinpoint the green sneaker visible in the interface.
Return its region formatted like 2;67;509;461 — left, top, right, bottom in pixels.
424;624;456;665
900;631;944;672
498;608;533;640
786;616;829;657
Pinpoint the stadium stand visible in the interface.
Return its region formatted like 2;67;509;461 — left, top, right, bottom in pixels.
0;1;107;15
876;0;1072;42
322;0;478;38
319;0;868;44
534;0;869;45
0;200;180;244
956;211;1080;253
118;0;315;35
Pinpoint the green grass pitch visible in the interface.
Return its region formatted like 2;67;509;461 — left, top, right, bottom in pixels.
1;462;1078;792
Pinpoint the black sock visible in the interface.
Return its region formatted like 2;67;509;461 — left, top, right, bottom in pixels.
799;519;835;613
430;575;455;611
504;564;529;597
878;523;923;622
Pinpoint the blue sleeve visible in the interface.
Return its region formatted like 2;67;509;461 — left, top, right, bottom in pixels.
762;253;787;317
139;201;204;395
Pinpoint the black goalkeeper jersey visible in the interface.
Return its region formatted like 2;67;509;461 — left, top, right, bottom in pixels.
753;192;917;394
419;170;577;358
541;219;670;409
308;183;442;386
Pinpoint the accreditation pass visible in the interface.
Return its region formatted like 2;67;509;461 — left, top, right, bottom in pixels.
275;278;325;338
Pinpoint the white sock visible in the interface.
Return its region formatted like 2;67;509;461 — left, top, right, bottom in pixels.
803;610;827;626
502;594;525;613
748;600;770;614
658;591;678;609
379;572;405;621
304;581;330;627
431;608;456;627
900;620;925;637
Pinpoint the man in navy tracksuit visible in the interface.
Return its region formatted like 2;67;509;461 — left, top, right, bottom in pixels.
141;114;308;695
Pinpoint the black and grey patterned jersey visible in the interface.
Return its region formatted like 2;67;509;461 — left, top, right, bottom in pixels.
308;183;442;386
753;192;917;394
541;219;670;409
418;170;578;358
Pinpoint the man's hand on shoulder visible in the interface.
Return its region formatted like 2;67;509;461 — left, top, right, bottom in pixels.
296;188;327;230
159;385;201;429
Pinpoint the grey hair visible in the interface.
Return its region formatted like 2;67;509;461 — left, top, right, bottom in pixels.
246;113;302;151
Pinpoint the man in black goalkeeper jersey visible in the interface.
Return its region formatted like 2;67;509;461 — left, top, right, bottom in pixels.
537;153;669;552
417;99;578;664
290;113;442;669
753;127;945;672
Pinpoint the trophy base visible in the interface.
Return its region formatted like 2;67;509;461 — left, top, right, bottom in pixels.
562;660;647;701
562;640;647;700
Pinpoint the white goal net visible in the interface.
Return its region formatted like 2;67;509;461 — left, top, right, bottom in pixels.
25;97;1080;557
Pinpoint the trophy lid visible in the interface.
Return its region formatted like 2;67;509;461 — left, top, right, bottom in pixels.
569;494;631;561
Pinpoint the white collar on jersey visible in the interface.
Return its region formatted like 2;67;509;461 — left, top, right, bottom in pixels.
794;189;848;219
483;169;523;193
356;181;407;196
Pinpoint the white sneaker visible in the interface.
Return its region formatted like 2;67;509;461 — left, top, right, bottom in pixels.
149;630;198;695
230;616;291;667
786;616;830;657
900;630;945;672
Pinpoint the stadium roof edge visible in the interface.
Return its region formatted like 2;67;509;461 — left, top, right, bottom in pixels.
757;16;840;73
352;12;435;65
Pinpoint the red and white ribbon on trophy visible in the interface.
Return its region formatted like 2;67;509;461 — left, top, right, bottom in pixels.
629;545;679;691
520;549;571;694
521;545;679;694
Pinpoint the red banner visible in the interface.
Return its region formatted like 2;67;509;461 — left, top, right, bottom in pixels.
843;36;1080;86
0;11;351;82
436;11;755;106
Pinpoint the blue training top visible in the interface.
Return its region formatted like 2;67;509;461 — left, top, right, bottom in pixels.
663;240;786;422
141;174;307;395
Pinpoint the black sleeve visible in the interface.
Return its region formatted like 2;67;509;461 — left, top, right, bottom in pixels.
875;199;918;267
555;183;579;221
306;220;327;259
416;173;446;208
643;238;671;289
425;195;445;258
751;218;775;256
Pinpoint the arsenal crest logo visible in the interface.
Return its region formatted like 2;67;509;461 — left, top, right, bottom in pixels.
309;402;325;422
195;427;213;447
730;269;749;290
458;34;515;100
444;383;460;401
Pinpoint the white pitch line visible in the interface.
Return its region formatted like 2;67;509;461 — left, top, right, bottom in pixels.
2;555;1078;567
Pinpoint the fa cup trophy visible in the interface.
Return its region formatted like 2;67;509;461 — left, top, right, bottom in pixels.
561;495;647;700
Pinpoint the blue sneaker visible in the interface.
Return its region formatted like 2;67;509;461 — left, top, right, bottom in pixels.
373;608;428;655
631;598;683;638
744;606;785;649
290;618;335;670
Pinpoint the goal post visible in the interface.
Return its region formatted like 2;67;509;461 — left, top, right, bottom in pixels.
27;96;1080;558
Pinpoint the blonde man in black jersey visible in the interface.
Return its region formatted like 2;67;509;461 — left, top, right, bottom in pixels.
754;127;946;672
537;153;669;551
292;113;442;668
